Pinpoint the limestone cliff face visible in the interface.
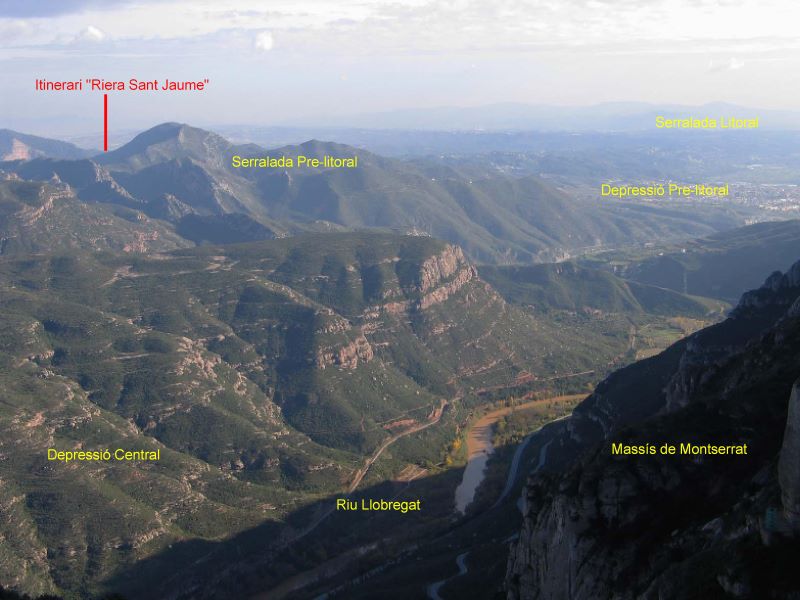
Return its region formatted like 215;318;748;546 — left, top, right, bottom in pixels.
2;138;33;160
311;244;497;377
507;259;800;599
417;244;467;293
508;461;683;600
315;245;477;369
418;263;477;310
663;264;800;413
779;380;800;527
18;183;73;225
362;244;478;318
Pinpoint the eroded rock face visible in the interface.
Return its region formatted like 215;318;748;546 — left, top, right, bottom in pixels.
417;244;466;293
312;246;476;370
736;265;800;313
361;244;479;317
507;460;682;600
665;266;800;413
3;138;33;161
311;243;502;373
663;345;720;412
418;264;477;310
779;380;800;527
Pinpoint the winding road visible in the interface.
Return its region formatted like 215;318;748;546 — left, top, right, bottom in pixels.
493;416;566;509
259;395;577;600
425;423;563;600
348;398;447;493
426;552;469;600
254;398;448;600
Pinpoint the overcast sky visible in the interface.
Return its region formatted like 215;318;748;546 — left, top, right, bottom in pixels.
2;0;800;136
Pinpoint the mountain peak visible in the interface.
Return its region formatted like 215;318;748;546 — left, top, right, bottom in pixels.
113;121;211;149
142;121;189;137
297;138;356;151
95;122;232;170
268;138;371;163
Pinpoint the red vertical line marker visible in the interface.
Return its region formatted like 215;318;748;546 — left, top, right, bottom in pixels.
103;93;108;152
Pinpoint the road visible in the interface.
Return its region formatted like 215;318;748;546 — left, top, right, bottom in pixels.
426;421;561;600
259;395;576;599
492;416;567;509
253;398;449;600
426;405;574;600
348;398;447;493
426;551;469;600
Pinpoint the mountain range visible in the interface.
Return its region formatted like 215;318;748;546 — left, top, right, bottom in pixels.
302;233;800;600
610;219;800;302
2;121;800;599
290;102;800;132
1;123;758;264
479;261;720;318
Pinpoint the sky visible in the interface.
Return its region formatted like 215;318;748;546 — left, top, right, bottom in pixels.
2;0;800;137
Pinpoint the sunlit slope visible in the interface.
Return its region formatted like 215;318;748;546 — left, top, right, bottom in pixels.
0;178;188;255
0;129;91;161
480;261;718;317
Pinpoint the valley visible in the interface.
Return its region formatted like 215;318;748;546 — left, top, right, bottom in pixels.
1;121;799;600
0;224;640;598
5;1;800;598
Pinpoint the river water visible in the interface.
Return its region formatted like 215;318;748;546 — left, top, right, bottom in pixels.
453;396;581;514
453;416;496;513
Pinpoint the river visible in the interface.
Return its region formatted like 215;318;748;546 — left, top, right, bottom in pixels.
453;395;583;514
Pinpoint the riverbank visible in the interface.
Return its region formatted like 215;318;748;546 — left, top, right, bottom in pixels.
453;394;585;514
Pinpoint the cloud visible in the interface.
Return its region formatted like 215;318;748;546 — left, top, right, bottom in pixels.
0;19;38;42
0;0;134;18
4;1;800;61
77;24;106;42
254;30;274;51
707;57;745;72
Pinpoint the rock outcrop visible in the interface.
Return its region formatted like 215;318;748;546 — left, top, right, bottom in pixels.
779;380;800;528
416;244;467;292
362;244;479;318
313;245;479;370
315;333;374;369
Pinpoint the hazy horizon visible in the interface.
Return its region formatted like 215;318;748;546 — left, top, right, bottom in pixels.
7;99;800;149
3;0;800;138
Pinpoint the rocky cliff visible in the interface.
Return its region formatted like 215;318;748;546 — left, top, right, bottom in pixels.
779;381;800;529
507;259;800;599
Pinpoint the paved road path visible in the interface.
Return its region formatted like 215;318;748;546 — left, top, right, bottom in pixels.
348;398;447;493
426;551;470;600
492;414;568;509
